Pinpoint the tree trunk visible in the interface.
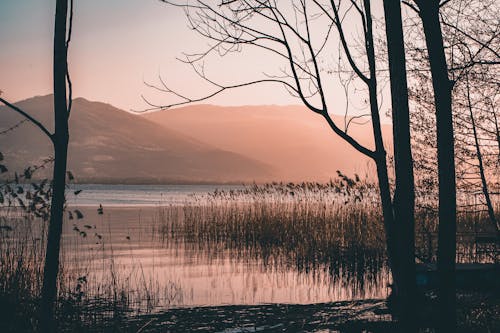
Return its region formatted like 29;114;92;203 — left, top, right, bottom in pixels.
362;1;410;320
374;156;400;284
493;111;500;163
417;1;457;330
382;0;417;325
40;0;69;331
466;77;499;234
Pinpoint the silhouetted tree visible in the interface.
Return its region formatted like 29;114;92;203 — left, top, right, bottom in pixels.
464;73;499;234
412;1;457;329
403;1;499;328
444;0;499;233
40;0;72;331
153;0;417;318
382;0;416;327
406;0;499;220
0;0;73;331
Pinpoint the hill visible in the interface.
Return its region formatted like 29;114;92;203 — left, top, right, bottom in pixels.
144;104;392;181
0;96;275;183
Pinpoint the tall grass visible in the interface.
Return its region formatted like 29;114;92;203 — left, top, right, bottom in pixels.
0;208;45;331
0;179;497;331
0;207;179;332
157;180;498;273
154;181;386;301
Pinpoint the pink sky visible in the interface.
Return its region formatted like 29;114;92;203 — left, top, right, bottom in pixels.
0;0;392;122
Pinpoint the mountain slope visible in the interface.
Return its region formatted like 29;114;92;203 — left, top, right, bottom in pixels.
0;95;275;183
144;104;392;181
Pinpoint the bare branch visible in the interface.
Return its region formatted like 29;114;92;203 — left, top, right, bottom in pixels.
0;119;28;135
312;0;370;83
152;0;376;158
135;78;300;112
322;111;376;158
0;97;53;141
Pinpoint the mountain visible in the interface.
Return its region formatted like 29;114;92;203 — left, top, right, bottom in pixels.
144;104;392;181
0;95;275;183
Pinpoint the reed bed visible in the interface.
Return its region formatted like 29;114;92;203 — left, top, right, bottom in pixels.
157;181;498;272
162;193;384;264
0;207;178;332
0;179;497;332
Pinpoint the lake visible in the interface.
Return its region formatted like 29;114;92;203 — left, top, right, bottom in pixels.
58;184;390;311
3;183;494;331
65;184;247;206
2;183;390;313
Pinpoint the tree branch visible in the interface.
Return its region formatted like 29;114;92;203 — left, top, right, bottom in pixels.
135;78;300;112
0;97;53;141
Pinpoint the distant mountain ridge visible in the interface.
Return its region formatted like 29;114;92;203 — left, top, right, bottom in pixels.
1;96;390;183
0;95;275;183
144;104;391;181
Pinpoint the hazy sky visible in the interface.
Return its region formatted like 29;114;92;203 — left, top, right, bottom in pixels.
0;0;307;111
0;0;393;121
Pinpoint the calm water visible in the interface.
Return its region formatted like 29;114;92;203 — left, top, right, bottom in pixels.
7;184;390;310
65;184;246;206
59;185;390;309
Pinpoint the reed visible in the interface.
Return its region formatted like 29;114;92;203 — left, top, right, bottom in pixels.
0;179;497;331
156;180;498;277
0;207;174;332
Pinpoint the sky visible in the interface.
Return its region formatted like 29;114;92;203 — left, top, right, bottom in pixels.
0;0;392;120
0;0;304;111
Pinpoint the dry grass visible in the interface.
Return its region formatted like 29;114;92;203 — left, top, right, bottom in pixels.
0;180;497;332
0;207;171;332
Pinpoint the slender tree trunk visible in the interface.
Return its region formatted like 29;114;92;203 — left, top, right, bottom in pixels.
374;157;400;280
362;1;409;318
382;0;417;325
417;1;457;330
40;0;69;331
466;77;499;233
494;111;500;163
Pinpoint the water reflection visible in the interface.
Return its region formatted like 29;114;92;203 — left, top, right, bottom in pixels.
60;205;391;309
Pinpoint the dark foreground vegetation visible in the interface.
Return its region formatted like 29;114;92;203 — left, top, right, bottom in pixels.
1;182;498;332
1;0;498;330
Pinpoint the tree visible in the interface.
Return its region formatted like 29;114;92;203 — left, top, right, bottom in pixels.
381;0;417;326
404;0;499;328
412;1;458;329
153;0;416;321
444;0;500;234
0;0;73;331
40;0;73;331
464;73;499;234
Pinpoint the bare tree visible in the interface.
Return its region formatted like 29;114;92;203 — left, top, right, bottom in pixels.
150;0;417;319
446;0;499;233
382;0;416;325
404;0;499;329
0;0;73;331
39;0;73;331
440;0;499;233
405;0;458;329
464;73;499;233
